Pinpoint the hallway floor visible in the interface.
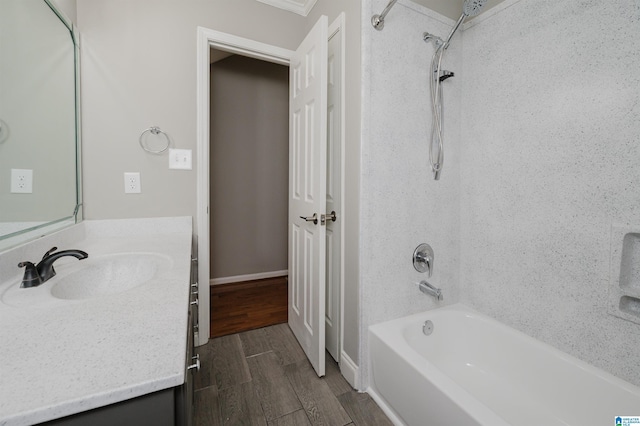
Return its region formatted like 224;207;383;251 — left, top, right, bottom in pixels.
194;323;392;425
210;277;288;338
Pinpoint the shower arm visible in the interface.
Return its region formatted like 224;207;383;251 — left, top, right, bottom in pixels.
443;13;466;49
371;0;398;31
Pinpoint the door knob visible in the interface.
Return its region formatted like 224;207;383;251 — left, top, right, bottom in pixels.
321;211;337;225
299;213;318;225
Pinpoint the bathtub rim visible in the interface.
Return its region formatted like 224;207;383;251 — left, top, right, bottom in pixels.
368;304;508;425
367;303;640;426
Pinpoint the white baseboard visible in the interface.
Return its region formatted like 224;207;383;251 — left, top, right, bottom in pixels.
339;350;359;389
210;270;288;286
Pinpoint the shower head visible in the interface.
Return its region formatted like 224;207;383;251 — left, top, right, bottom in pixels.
463;0;487;17
442;0;487;48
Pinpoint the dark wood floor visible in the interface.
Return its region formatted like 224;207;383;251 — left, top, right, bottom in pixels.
194;323;393;426
210;277;288;338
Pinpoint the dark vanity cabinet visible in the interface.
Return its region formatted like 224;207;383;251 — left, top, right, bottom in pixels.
176;310;197;426
40;273;199;426
177;256;201;426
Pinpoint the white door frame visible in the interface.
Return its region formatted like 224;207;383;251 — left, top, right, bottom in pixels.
195;23;345;355
326;14;346;362
196;27;292;346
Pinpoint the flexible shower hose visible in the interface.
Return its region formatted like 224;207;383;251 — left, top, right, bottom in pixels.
429;43;446;180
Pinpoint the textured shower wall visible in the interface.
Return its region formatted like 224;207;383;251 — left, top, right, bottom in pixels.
360;0;460;388
460;0;640;386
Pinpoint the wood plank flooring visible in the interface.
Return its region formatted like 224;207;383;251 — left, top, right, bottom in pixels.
210;277;288;338
194;324;393;426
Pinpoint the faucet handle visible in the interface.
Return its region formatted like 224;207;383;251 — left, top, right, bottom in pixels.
18;261;42;288
41;247;58;260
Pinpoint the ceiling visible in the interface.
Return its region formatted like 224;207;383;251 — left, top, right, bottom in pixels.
253;0;506;22
404;0;505;20
254;0;318;16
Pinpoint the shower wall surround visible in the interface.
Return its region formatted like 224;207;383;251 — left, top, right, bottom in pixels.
360;0;461;387
459;0;640;386
361;0;640;389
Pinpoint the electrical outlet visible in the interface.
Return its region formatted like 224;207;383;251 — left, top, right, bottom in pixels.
11;169;33;193
169;149;192;170
124;172;141;194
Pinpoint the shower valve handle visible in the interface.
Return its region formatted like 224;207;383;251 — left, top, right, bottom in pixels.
413;243;435;277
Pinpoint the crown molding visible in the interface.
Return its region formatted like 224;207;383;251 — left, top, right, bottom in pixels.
255;0;318;16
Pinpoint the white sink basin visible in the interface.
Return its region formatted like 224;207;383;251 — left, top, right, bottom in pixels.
51;253;170;300
1;253;171;305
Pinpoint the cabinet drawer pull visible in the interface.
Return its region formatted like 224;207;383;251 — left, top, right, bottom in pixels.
190;298;199;306
188;354;200;371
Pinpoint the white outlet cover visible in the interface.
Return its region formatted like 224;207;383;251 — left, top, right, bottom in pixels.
169;149;192;170
11;169;33;193
124;172;141;194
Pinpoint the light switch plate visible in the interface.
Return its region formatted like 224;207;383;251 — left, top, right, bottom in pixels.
11;169;33;193
124;172;141;194
169;149;192;170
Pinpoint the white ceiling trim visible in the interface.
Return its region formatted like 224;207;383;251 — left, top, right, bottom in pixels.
255;0;318;16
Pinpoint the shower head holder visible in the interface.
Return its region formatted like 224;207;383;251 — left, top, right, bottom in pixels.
438;70;455;82
423;32;443;48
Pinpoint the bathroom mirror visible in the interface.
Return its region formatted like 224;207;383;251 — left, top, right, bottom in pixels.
0;0;81;251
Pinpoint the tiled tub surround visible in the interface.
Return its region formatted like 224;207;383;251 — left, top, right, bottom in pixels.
459;0;640;386
360;0;462;388
609;225;640;324
0;217;192;426
360;0;640;390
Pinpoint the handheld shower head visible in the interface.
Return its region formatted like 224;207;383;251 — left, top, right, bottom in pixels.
427;0;488;181
463;0;487;17
442;0;488;48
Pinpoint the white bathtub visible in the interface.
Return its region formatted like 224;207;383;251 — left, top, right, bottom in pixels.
368;304;640;426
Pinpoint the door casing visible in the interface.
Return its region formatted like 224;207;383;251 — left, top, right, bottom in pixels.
195;21;345;366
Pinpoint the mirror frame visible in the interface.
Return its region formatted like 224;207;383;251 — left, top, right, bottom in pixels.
0;0;82;252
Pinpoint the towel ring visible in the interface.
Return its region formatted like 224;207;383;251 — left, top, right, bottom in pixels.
139;126;170;154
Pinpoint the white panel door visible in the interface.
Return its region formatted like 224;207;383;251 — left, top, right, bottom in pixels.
288;15;328;377
325;19;342;363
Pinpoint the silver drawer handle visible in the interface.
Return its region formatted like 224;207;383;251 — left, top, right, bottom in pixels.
299;213;318;225
188;354;200;371
190;298;199;306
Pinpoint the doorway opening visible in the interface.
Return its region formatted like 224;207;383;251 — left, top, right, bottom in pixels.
209;52;289;338
196;17;345;376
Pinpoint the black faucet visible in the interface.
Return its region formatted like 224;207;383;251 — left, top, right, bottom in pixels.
18;247;88;288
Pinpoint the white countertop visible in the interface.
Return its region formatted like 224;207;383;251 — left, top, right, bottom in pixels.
0;217;193;426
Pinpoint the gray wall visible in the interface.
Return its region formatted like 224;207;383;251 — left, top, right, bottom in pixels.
209;55;288;279
77;0;306;221
77;0;362;370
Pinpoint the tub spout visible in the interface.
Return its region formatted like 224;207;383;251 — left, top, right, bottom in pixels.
419;280;443;301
